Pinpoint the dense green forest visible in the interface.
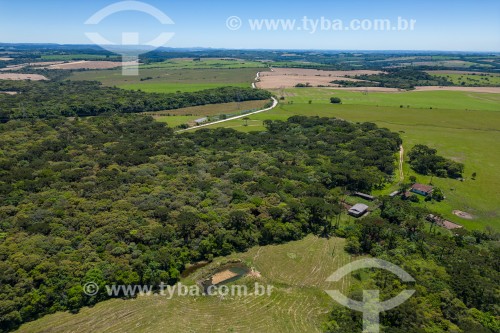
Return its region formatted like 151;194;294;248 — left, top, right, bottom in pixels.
408;145;465;179
0;115;400;331
332;69;453;90
0;81;271;121
326;200;499;333
0;116;497;332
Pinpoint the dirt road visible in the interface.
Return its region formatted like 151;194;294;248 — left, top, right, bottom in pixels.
399;145;404;182
176;97;278;133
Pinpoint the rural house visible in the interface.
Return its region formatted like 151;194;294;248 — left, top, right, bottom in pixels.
410;183;434;196
348;203;369;218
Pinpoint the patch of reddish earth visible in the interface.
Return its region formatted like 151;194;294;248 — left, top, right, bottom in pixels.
0;73;48;81
257;68;383;89
453;210;475;220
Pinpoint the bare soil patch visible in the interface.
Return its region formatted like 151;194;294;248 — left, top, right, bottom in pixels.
0;61;65;72
0;65;26;71
0;73;48;81
453;210;475;220
211;269;239;285
257;68;383;89
0;57;13;61
0;91;18;95
29;61;65;67
247;268;262;278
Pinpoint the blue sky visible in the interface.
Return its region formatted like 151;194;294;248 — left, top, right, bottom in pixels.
1;0;499;51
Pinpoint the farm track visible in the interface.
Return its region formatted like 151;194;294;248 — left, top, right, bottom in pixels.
176;97;278;133
399;145;404;182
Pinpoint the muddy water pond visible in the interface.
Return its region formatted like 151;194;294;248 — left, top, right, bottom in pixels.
201;263;251;291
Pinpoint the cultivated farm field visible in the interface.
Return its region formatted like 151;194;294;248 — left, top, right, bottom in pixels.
257;68;382;89
0;73;48;80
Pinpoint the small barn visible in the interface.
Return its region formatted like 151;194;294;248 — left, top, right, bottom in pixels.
389;190;401;198
410;183;434;196
348;203;369;218
353;192;375;201
194;117;208;125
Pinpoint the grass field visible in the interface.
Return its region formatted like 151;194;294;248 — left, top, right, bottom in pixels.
148;100;269;127
17;236;352;333
201;88;500;230
279;88;500;111
119;82;250;94
141;58;268;69
413;60;493;68
41;54;119;61
71;67;263;93
431;73;500;87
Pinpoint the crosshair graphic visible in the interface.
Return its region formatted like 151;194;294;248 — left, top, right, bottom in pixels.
325;258;416;333
85;1;175;75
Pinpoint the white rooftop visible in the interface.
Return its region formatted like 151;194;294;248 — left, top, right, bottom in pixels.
349;203;369;214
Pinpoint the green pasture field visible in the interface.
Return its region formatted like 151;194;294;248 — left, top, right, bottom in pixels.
141;58;268;69
40;54;119;61
119;82;249;94
146;100;269;117
413;60;493;68
431;73;500;86
200;88;500;230
281;88;500;111
155;115;198;127
152;100;269;127
70;67;263;93
17;236;352;333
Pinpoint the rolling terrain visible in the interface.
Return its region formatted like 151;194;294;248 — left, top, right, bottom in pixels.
203;88;500;230
17;236;352;333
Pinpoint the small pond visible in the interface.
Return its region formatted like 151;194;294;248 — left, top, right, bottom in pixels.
201;263;251;292
181;261;210;278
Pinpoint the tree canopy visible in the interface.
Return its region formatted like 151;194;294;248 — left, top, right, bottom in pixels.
0;115;400;331
0;81;271;121
408;144;464;179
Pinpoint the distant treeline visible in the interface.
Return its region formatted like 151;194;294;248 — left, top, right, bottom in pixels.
0;81;271;121
332;68;454;90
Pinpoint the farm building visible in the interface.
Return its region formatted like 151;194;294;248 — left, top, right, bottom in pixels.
348;203;369;218
194;117;208;125
410;183;434;196
353;192;375;201
389;190;401;198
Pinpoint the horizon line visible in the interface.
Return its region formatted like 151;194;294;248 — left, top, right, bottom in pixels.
0;42;499;54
